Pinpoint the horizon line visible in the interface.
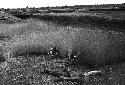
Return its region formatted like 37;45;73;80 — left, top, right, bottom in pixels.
0;3;125;9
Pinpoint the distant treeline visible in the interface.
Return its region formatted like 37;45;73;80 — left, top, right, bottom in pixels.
89;7;125;11
47;9;75;13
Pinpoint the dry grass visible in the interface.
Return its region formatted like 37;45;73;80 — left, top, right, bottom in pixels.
0;15;125;84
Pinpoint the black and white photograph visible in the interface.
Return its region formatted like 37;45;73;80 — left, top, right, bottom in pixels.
0;0;125;85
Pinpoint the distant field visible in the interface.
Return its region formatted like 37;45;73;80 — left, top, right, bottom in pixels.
32;10;125;19
88;11;125;19
32;12;125;33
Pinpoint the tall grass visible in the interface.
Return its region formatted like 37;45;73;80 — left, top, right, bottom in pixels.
1;14;125;67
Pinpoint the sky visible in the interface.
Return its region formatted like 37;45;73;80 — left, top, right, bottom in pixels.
0;0;125;8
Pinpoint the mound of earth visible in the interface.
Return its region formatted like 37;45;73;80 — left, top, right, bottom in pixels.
0;11;21;24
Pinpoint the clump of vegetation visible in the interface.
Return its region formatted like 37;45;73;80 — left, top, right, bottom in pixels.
0;11;21;24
